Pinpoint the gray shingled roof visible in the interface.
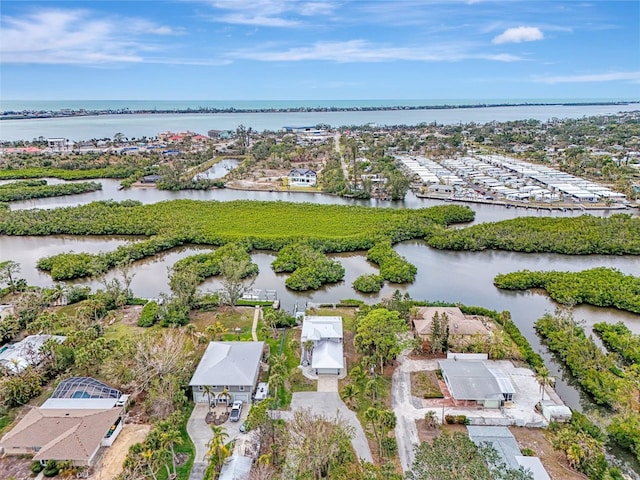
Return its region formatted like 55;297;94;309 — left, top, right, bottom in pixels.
189;342;264;387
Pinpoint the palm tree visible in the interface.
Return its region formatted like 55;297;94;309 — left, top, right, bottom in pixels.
364;379;378;400
303;340;314;364
203;385;214;411
536;366;553;401
159;426;183;479
208;425;231;473
424;410;438;429
218;388;231;411
340;384;360;409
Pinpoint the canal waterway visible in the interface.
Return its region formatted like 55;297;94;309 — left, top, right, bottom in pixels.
2;186;639;412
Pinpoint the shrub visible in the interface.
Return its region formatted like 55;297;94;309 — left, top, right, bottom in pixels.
138;301;160;327
353;274;385;293
42;460;59;477
31;461;44;474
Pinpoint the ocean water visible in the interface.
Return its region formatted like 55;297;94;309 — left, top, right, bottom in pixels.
1;101;638;142
1;98;635;112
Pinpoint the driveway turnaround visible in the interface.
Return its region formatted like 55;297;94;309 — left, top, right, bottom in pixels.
286;392;373;463
186;402;251;480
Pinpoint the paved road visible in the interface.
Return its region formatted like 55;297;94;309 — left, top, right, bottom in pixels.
285;392;373;463
392;354;442;473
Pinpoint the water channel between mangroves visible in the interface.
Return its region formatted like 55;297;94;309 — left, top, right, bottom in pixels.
2;179;640;417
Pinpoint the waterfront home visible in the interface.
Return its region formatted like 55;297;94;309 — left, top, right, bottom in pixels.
413;306;490;348
288;168;317;187
0;377;127;467
189;341;265;405
300;316;344;375
0;334;66;374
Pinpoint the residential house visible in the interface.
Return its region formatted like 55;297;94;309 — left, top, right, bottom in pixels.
438;358;515;408
0;334;66;374
189;341;265;405
300;316;344;375
467;426;551;480
413;306;490;348
0;377;127;467
288;168;317;187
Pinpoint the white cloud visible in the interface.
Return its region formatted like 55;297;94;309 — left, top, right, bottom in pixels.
229;40;522;63
0;9;184;65
492;26;544;44
209;0;335;27
534;71;640;84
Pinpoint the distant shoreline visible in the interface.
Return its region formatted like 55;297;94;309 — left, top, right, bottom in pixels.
2;101;638;121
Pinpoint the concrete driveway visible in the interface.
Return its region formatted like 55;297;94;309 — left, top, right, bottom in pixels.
286;392;373;463
186;402;250;480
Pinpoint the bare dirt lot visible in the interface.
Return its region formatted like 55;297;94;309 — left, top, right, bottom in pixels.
90;424;151;480
0;455;33;480
510;427;586;480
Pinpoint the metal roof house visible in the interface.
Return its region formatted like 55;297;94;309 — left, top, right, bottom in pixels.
218;454;252;480
300;316;344;376
189;341;265;404
468;426;551;480
439;359;515;408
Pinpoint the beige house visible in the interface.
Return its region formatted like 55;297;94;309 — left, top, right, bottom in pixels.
413;307;490;346
1;408;123;466
0;377;127;467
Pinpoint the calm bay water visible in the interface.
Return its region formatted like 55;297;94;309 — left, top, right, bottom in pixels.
1;103;639;141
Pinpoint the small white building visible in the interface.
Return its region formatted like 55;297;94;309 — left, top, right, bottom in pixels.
300;316;344;375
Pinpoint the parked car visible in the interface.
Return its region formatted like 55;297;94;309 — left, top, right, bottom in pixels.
230;401;243;422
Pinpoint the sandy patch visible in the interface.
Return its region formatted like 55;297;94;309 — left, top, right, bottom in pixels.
90;424;151;480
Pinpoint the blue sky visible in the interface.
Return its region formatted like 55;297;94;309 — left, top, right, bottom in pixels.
1;0;639;101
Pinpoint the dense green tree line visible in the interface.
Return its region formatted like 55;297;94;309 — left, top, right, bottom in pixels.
458;305;545;370
38;236;185;280
427;214;640;254
494;267;640;313
535;311;631;408
271;241;345;290
535;312;640;463
0;200;472;280
0;166;135;180
592;321;640;365
367;240;417;283
171;243;258;282
0;180;102;202
550;412;624;480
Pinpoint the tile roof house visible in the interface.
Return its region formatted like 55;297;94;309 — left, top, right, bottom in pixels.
1;408;123;466
189;341;265;405
300;316;344;375
0;377;126;466
413;307;490;347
